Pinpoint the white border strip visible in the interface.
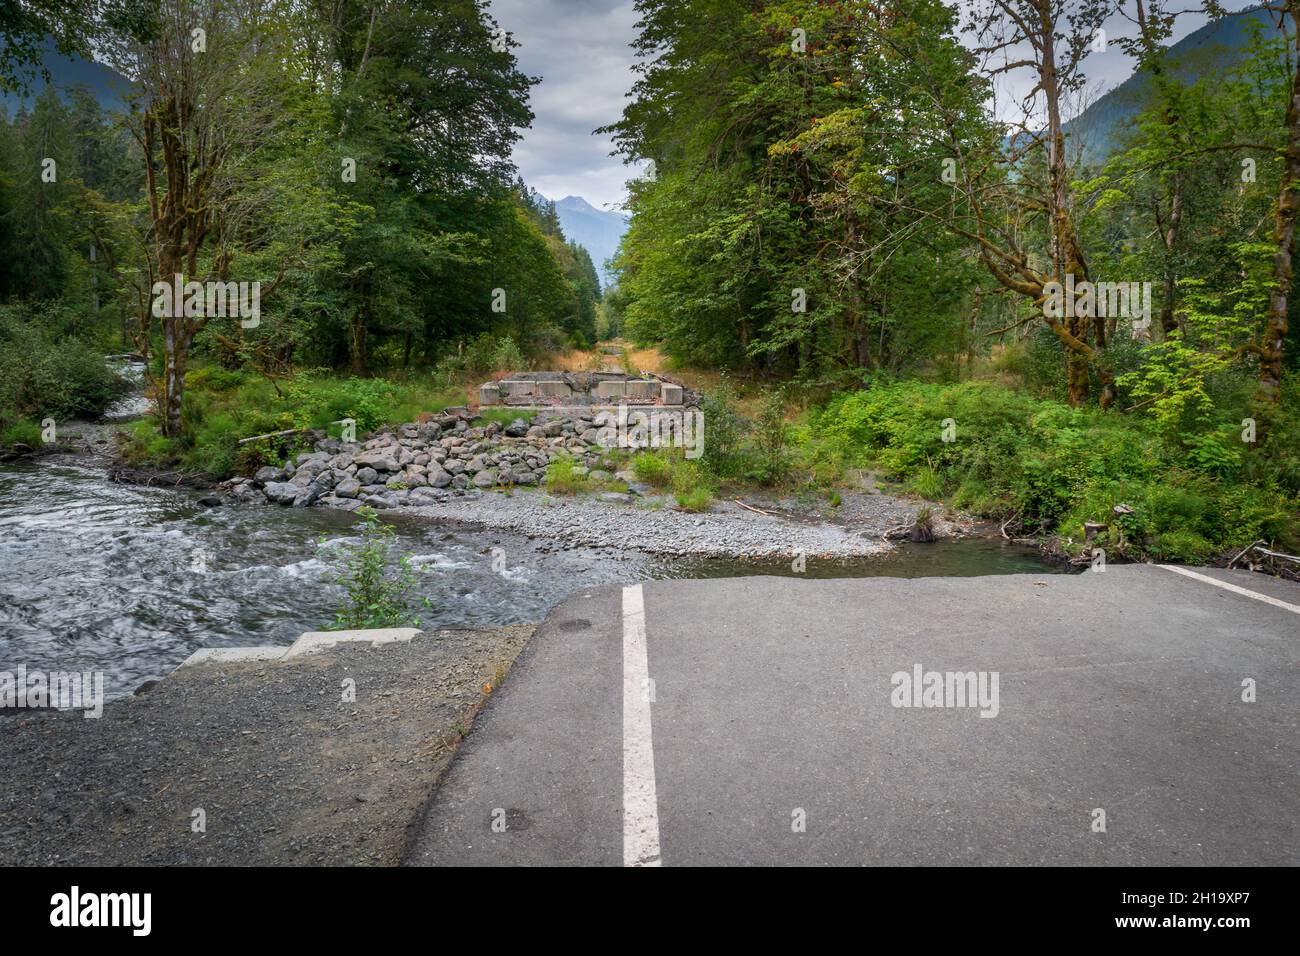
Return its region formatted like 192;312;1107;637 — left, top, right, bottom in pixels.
622;584;662;866
1157;565;1300;616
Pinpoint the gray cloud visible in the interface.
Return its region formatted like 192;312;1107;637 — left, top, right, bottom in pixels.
488;0;643;210
498;0;1262;208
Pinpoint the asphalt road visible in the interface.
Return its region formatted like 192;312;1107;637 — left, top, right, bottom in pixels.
406;565;1299;866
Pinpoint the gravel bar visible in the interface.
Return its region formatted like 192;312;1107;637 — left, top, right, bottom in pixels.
401;488;938;559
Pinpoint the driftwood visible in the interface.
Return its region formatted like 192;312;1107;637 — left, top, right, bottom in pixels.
237;427;311;446
1228;539;1300;568
998;513;1037;545
733;498;781;517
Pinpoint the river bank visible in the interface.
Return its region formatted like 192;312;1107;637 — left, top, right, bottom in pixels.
0;447;1051;707
19;403;974;560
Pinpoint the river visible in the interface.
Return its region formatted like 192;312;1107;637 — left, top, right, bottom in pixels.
0;424;1061;702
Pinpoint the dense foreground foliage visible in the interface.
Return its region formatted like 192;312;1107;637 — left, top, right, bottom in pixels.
809;379;1299;562
0;304;124;446
115;363;465;477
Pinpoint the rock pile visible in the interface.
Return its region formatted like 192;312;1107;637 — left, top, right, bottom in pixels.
219;410;630;510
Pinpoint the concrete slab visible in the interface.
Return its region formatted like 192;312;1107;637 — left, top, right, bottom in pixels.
285;627;422;659
176;646;286;669
535;381;573;399
479;383;501;406
499;380;536;399
625;380;659;400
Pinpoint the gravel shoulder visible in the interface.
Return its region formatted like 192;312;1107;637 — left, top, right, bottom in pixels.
0;625;533;866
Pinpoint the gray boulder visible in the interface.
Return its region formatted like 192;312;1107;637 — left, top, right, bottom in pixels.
263;481;299;505
354;449;400;472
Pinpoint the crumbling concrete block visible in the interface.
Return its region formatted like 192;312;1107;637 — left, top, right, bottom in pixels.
660;382;683;405
176;647;285;669
500;380;536;399
285;628;421;659
625;380;659;400
595;380;627;400
479;382;501;406
535;380;573;399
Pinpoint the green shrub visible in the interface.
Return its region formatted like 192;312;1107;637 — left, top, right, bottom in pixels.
632;451;673;487
908;465;943;500
0;305;126;434
808;379;1298;559
120;364;463;479
544;456;589;495
0;416;43;449
698;376;748;479
322;507;429;630
674;485;713;511
670;459;713;511
746;386;790;486
478;407;533;429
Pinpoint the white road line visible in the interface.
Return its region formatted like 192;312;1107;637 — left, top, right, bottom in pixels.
621;584;662;867
1157;565;1300;616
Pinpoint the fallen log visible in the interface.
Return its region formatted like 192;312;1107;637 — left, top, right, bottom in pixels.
237;427;311;446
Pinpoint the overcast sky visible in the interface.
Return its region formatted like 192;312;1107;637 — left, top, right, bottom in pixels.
490;0;1264;212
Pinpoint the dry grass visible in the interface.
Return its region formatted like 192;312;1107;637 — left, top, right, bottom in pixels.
536;342;792;418
549;349;604;371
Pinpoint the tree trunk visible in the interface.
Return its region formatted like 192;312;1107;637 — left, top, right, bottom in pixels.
1040;2;1095;407
1160;178;1183;336
161;317;186;438
350;310;368;375
1258;3;1300;406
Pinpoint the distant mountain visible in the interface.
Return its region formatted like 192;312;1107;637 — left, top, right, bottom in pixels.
551;195;629;287
0;38;132;116
1069;6;1287;164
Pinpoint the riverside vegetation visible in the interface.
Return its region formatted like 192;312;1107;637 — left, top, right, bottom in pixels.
0;1;1296;571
